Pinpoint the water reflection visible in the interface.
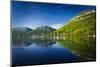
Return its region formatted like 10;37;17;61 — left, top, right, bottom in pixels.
12;40;33;47
12;36;96;66
12;38;56;47
31;38;56;47
56;37;96;60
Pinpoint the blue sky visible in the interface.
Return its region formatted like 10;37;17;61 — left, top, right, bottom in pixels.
12;1;96;29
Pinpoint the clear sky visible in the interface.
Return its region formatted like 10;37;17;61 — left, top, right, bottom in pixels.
12;1;96;29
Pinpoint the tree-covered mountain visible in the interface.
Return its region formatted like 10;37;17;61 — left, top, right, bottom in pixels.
12;27;33;40
12;26;56;39
28;26;56;36
35;26;56;34
50;10;96;37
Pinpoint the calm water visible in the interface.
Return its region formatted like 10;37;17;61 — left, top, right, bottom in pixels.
12;37;96;66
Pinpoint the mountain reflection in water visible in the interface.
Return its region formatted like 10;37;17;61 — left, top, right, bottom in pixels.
12;38;56;47
12;37;96;66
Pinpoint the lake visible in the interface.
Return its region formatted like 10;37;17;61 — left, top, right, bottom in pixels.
12;37;96;66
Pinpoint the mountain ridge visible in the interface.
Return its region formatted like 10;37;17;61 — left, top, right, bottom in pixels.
50;10;96;37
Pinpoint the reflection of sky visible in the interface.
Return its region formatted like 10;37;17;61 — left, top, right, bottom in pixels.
12;42;79;65
12;1;96;29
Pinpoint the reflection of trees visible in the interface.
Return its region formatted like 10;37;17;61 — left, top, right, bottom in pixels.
12;38;56;47
56;36;96;60
12;39;33;47
31;38;56;47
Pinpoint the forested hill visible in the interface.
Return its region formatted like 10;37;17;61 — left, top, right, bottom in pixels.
12;26;56;39
50;10;96;37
